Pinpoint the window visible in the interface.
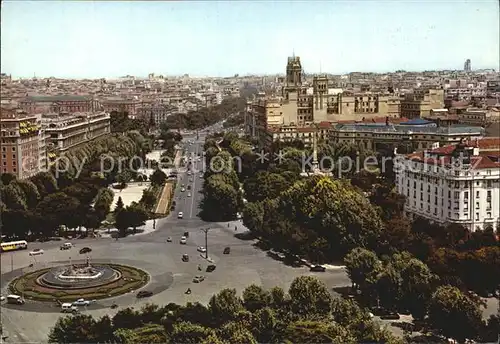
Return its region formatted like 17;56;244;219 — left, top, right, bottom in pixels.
464;191;469;199
487;212;492;218
11;147;15;151
454;191;459;198
476;213;479;220
476;191;480;198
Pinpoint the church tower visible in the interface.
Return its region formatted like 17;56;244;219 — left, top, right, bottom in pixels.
285;55;303;90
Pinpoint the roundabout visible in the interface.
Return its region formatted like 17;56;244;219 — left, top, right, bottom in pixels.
8;259;149;302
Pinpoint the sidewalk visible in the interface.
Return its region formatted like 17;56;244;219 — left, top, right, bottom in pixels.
97;219;159;238
155;183;173;214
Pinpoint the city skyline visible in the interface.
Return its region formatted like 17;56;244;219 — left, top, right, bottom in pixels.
1;0;499;78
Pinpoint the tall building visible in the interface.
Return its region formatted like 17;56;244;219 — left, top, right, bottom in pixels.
43;112;110;162
400;88;445;119
19;95;100;114
246;55;401;144
464;59;472;72
0;108;47;179
395;138;500;231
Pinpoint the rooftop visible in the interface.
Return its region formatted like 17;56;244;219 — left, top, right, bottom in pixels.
25;95;92;102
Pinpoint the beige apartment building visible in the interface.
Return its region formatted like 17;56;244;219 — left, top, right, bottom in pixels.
400;88;445;119
458;107;500;126
0;108;47;179
43;112;110;162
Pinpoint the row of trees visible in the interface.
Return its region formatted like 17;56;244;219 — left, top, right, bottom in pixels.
344;248;499;342
49;276;403;343
199;136;243;221
0;132;147;239
161;97;247;130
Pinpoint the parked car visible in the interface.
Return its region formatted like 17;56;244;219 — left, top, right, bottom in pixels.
223;247;230;254
0;295;5;302
72;298;90;307
193;275;205;283
136;290;153;298
166;237;172;242
182;254;189;262
29;248;44;256
178;212;184;219
187;192;191;197
180;236;187;244
181;187;185;192
206;264;216;272
310;265;326;272
183;231;189;237
79;247;92;254
197;246;206;253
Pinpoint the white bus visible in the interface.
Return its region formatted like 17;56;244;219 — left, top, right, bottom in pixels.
0;240;28;252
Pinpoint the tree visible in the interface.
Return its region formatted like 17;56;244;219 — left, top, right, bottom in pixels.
48;314;97;343
218;321;257;344
139;188;157;211
208;288;244;326
0;172;16;185
288;276;332;318
1;183;27;210
242;202;264;235
170;321;215;344
242;284;271;312
427;285;485;341
115;203;148;236
283;320;356;344
13;179;40;209
344;248;382;292
35;192;80;235
201;174;241;221
115;196;125;214
30;171;58;197
150;169;167;186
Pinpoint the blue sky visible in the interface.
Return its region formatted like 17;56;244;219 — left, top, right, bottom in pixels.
1;1;498;78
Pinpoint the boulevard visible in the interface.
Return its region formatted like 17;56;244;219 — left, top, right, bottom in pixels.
0;129;350;343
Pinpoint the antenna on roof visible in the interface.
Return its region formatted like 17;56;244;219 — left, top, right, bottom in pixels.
292;49;295;58
320;61;322;74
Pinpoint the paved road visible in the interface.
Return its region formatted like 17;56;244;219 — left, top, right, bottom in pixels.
0;131;349;343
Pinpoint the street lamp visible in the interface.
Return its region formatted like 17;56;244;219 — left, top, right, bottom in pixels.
200;228;210;259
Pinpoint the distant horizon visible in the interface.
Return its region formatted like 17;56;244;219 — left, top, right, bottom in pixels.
3;67;499;81
1;1;499;78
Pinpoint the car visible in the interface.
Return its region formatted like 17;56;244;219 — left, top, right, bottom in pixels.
197;246;207;253
29;248;44;256
181;187;185;192
180;236;187;244
182;254;189;262
187;185;191;190
60;243;73;250
187;171;192;176
193;275;205;283
178;212;183;219
310;265;326;272
223;247;230;254
166;237;172;242
136;290;153;298
0;295;5;302
187;192;191;197
72;298;90;306
79;247;92;254
206;264;216;272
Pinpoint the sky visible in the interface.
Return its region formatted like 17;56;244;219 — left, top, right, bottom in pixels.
1;1;499;79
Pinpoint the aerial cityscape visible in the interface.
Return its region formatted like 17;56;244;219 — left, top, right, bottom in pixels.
0;1;499;343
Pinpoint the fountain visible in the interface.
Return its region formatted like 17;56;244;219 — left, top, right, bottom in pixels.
37;258;121;290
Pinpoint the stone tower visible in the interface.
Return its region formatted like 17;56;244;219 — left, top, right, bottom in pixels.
313;75;328;122
285;55;303;90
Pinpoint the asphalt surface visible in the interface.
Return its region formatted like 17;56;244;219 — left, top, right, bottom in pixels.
0;129;350;343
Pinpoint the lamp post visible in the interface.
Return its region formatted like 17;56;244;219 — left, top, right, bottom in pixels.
200;228;210;259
